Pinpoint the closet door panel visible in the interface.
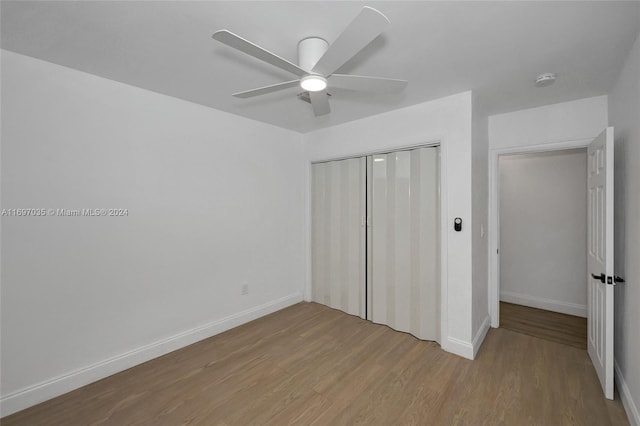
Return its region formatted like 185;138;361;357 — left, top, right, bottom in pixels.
311;158;365;318
370;147;439;341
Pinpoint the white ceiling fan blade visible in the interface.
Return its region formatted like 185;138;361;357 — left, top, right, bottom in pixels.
309;91;330;116
232;80;300;98
212;30;307;77
328;74;407;93
311;7;390;76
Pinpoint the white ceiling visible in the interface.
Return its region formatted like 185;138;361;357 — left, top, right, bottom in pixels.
2;1;638;133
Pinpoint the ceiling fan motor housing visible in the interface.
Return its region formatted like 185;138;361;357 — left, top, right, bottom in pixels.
298;37;329;72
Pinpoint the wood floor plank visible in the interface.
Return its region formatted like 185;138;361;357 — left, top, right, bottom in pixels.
500;301;588;349
2;302;628;425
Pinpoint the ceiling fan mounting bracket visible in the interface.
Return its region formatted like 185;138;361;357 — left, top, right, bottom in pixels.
298;37;329;71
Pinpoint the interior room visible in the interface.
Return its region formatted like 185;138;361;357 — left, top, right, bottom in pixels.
1;1;638;424
499;149;588;348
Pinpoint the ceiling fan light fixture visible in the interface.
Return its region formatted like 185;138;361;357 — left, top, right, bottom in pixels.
300;75;328;92
212;7;405;117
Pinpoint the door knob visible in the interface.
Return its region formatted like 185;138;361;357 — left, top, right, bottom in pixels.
591;272;605;283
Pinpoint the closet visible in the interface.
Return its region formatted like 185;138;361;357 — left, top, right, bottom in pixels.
311;146;440;342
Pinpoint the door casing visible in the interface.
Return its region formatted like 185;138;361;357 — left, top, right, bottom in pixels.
488;137;595;328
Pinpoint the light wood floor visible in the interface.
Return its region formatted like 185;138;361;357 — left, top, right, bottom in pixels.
3;302;628;425
500;301;588;349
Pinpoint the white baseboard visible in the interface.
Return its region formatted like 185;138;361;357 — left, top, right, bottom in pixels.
442;336;474;360
615;360;640;426
442;316;491;361
500;291;586;317
0;292;303;418
472;315;491;359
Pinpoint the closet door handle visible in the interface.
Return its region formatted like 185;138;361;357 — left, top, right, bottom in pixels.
591;273;605;283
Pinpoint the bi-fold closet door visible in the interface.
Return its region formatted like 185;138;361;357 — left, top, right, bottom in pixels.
311;147;440;342
311;157;366;319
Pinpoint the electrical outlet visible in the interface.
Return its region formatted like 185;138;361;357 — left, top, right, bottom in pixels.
241;283;249;295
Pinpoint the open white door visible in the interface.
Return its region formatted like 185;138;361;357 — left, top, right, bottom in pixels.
587;127;614;400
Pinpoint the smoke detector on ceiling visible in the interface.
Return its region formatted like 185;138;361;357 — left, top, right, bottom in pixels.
535;73;557;87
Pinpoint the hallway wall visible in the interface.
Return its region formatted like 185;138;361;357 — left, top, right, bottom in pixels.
499;149;587;316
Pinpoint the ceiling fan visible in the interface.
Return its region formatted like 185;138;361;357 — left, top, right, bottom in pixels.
211;7;407;116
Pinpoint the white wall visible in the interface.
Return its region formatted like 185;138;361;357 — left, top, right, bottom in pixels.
489;95;609;150
499;149;587;317
0;50;306;416
471;95;490;352
305;91;479;359
609;30;640;426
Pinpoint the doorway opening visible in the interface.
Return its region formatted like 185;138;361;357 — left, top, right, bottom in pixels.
489;128;615;399
497;148;588;349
